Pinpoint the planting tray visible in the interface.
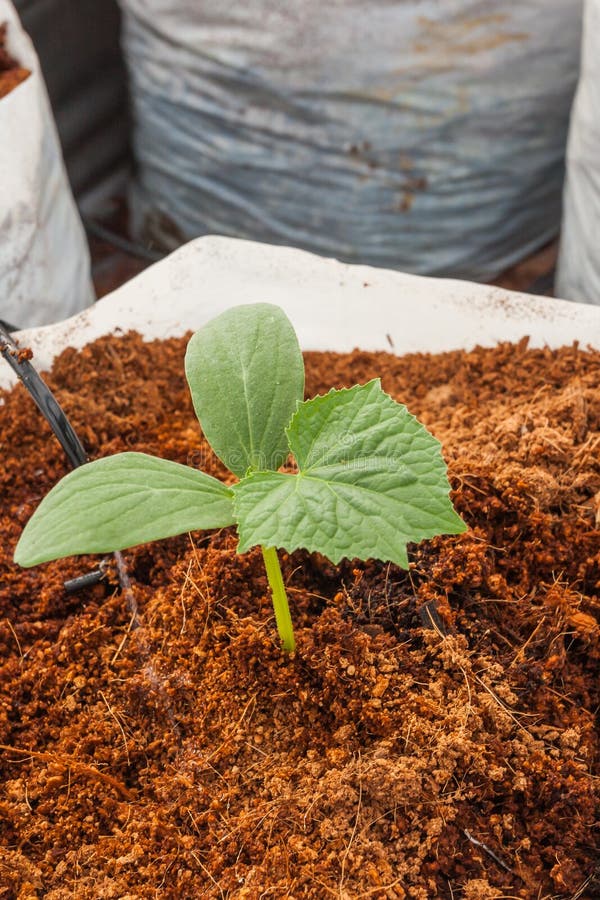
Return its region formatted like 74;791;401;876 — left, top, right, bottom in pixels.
2;234;600;390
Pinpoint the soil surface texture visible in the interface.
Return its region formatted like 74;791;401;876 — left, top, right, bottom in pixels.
1;333;599;899
0;23;29;99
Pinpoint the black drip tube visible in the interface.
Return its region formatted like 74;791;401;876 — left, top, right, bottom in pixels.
0;323;88;469
0;324;108;591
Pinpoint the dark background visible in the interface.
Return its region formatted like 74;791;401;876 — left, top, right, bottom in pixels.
15;0;130;208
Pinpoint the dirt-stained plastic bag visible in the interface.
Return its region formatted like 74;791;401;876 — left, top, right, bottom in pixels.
556;0;600;306
0;1;93;328
120;1;582;281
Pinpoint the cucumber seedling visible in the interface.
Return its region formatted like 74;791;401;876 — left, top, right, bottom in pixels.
15;303;466;651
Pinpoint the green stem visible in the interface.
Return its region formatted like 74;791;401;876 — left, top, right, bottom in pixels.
261;545;295;652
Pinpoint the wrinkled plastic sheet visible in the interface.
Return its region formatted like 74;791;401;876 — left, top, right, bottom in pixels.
121;1;582;281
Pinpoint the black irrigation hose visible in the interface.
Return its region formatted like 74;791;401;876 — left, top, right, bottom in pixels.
0;325;108;591
0;323;88;469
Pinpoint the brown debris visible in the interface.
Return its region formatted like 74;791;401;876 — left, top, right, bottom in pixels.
0;22;30;99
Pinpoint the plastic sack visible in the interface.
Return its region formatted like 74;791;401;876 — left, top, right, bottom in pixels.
556;0;600;305
0;0;93;328
120;1;582;282
4;235;600;394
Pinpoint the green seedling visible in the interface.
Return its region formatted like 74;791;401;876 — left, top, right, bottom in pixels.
14;303;466;651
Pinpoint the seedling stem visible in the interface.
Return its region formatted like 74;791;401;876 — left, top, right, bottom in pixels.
261;545;295;652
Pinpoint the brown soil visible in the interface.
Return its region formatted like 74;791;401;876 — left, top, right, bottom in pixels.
0;23;30;99
1;333;599;899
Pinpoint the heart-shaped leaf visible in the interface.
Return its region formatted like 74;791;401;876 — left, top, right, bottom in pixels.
233;381;466;567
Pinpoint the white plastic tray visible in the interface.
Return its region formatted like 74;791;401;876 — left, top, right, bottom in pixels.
3;235;600;391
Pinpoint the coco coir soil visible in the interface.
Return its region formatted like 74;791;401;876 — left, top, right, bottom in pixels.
1;333;599;899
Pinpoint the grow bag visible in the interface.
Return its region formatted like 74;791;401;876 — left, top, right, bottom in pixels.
119;1;582;281
556;0;600;305
0;0;93;329
3;235;599;389
2;237;600;898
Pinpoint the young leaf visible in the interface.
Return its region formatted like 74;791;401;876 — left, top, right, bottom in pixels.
185;303;304;477
233;381;466;567
14;452;235;567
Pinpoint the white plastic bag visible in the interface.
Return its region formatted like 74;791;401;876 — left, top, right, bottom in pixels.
556;0;600;305
3;235;600;392
0;0;94;328
120;1;582;282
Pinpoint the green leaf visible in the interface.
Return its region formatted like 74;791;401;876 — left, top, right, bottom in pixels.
185;303;304;477
14;452;235;567
233;381;466;567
